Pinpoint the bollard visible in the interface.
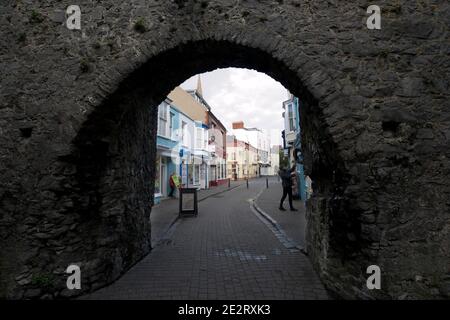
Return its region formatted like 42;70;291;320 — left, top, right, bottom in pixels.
246;178;249;189
266;177;269;188
228;178;231;188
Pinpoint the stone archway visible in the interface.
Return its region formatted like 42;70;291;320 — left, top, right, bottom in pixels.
54;40;350;299
0;1;448;299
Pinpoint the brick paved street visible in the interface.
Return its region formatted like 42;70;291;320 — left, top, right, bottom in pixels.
151;180;243;247
255;176;307;249
82;178;329;300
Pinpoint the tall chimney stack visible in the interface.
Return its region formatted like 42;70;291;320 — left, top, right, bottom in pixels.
232;121;244;129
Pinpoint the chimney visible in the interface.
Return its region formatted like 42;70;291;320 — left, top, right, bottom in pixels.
232;121;244;129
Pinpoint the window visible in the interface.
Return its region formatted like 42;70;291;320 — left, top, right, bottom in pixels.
193;164;200;185
188;163;193;185
154;157;161;195
288;103;296;132
169;112;175;139
196;127;202;149
182;121;188;146
158;103;169;137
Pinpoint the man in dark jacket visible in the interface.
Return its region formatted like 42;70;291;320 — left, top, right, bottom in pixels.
278;166;297;211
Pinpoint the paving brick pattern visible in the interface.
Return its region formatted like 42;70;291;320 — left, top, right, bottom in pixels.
82;178;329;300
255;177;307;249
151;180;243;247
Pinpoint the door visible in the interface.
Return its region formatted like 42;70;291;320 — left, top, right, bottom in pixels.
200;164;206;189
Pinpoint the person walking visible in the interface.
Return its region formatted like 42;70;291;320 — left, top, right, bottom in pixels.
278;166;297;211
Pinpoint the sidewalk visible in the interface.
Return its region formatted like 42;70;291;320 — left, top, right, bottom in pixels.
151;180;244;247
255;177;307;249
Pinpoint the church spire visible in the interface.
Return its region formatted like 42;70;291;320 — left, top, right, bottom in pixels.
196;75;203;97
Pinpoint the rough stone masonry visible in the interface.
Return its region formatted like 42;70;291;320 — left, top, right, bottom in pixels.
0;0;449;299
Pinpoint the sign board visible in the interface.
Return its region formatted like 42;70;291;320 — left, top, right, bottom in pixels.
179;188;198;216
172;175;181;188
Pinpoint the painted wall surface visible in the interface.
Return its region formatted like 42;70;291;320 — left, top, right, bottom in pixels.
155;102;201;202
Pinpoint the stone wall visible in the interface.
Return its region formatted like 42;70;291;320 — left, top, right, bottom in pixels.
0;0;449;299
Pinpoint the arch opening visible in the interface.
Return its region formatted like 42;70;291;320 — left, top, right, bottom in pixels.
66;40;358;298
6;40;364;299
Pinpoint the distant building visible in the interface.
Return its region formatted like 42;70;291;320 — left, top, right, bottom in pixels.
231;121;271;176
226;135;259;180
267;145;281;176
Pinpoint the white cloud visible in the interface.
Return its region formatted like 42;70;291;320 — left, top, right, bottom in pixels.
179;68;287;146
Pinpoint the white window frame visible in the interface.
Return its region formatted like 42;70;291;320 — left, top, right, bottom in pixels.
195;127;203;150
194;164;200;185
157;103;170;138
181;121;189;147
288;103;296;133
169;111;175;140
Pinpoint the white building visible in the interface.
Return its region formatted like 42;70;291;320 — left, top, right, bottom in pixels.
231;121;271;176
267;145;280;176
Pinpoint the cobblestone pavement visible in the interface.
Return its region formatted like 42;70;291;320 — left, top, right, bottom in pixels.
151;180;243;247
82;178;329;300
255;176;307;249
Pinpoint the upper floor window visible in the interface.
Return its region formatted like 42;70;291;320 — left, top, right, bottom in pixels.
169;112;175;138
288;103;296;132
196;127;203;149
181;121;189;147
158;103;170;138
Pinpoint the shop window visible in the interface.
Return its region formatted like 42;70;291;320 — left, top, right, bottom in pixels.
154;157;161;195
194;164;200;185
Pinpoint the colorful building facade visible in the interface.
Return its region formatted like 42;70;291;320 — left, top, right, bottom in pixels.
207;110;228;187
154;77;227;203
282;93;308;201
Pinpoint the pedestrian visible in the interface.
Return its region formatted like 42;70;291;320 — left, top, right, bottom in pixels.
278;166;297;211
168;172;178;197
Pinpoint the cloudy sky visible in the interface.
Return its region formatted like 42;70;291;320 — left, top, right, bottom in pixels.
180;68;288;146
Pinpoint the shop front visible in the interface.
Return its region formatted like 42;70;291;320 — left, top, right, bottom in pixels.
154;150;177;204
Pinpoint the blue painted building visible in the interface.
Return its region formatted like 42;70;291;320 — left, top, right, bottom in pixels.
282;94;307;201
154;98;198;204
